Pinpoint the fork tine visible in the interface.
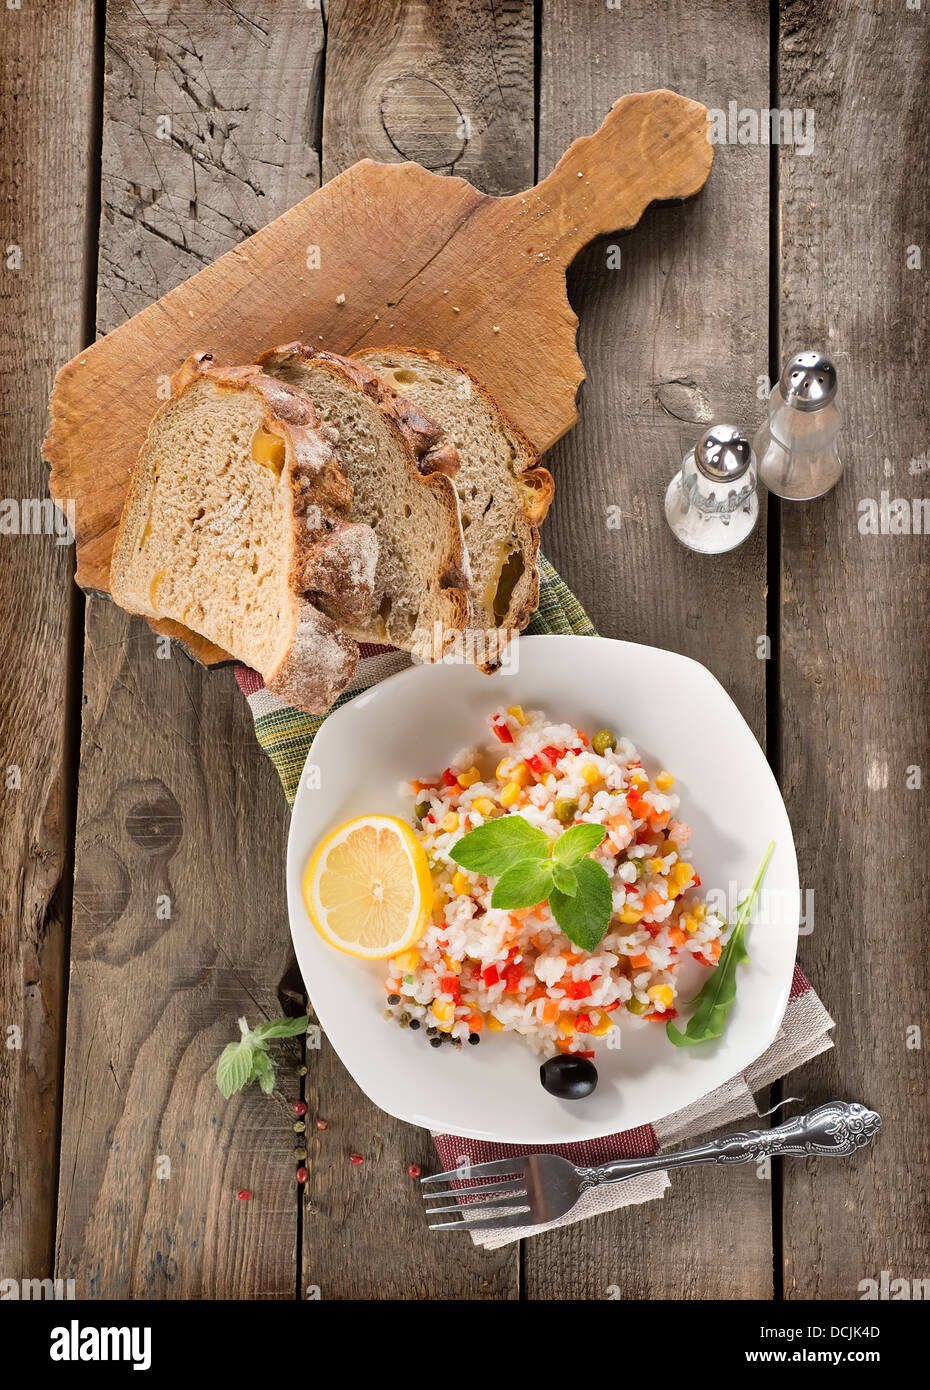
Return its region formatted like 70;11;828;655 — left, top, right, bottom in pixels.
428;1207;533;1232
420;1157;525;1184
424;1189;528;1215
421;1177;527;1201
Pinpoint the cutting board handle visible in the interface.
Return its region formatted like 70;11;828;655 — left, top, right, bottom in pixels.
525;89;713;261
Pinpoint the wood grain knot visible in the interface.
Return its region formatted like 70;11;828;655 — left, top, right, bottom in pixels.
125;788;183;855
380;75;468;169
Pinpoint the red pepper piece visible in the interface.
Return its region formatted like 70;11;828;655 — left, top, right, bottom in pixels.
482;964;500;987
491;721;514;744
565;979;592;1001
526;753;545;774
540;744;563;765
602;1000;622;1011
576;1050;596;1058
574;1012;593;1033
503;963;524;992
440;976;460;1001
442;767;459;786
692;874;702;887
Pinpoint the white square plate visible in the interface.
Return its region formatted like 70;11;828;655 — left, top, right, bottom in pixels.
286;635;798;1144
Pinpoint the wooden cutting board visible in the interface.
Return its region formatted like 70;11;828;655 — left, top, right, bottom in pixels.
45;88;712;662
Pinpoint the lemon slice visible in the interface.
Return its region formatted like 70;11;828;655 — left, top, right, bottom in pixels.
303;815;433;959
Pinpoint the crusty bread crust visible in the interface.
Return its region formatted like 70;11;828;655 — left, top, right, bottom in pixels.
256;344;471;642
352;345;553;669
109;353;379;713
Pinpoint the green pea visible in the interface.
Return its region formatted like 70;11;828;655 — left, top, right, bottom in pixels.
415;799;431;820
554;797;578;824
626;995;649;1015
592;729;617;755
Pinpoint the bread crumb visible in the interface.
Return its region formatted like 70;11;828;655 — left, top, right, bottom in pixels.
452;307;460;314
335;293;346;305
493;326;500;333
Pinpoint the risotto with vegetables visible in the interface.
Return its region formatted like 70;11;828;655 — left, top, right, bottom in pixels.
382;706;727;1058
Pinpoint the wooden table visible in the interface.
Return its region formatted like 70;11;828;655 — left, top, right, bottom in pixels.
2;0;927;1301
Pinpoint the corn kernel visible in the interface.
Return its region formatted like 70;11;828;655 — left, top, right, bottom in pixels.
557;1015;576;1036
681;914;698;934
471;796;495;818
511;762;532;787
500;781;521;807
582;765;602;784
618;907;643;925
452;871;470;896
692;903;706;922
667;881;682;899
648;984;674;1009
648;857;665;874
661;840;679;855
457;765;480;788
486;1014;504;1032
591;1010;613;1038
432;1000;454;1022
630;769;649;786
654;771;675;792
672;860;694;886
507;705;527;725
495;756;514;780
441;811;459;832
442;954;462;975
395;949;420;972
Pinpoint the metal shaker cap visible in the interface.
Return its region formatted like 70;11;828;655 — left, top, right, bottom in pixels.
779;351;838;411
694;424;753;482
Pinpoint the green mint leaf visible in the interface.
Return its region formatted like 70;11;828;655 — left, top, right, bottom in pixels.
490;857;554;909
552;822;607;866
451;815;549;876
216;1038;255;1099
549;857;613;953
251;1049;276;1094
551;862;578;897
667;841;775;1047
253;1014;309;1040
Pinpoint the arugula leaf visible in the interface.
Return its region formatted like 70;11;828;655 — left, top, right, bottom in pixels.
451;815;549;876
549;857;614;953
216;1013;309;1098
666;842;774;1047
491;858;554;909
553;822;607;866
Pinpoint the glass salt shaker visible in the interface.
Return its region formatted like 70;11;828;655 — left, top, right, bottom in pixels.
754;351;843;500
664;424;759;554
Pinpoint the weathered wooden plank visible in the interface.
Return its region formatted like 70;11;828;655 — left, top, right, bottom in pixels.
0;0;95;1286
298;0;536;1299
529;0;774;1298
778;0;930;1299
322;0;535;192
55;0;328;1300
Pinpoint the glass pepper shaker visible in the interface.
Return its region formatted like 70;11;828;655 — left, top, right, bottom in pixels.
754;351;843;500
664;424;759;554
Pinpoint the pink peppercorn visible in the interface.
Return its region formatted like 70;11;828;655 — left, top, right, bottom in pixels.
407;1164;421;1178
293;1100;308;1116
349;1153;363;1165
237;1189;252;1201
296;1166;308;1184
315;1118;328;1131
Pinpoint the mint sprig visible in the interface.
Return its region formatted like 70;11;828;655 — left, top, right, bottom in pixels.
450;814;612;951
216;1014;309;1098
666;842;774;1047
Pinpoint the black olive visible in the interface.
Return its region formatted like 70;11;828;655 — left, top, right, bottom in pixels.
539;1054;598;1099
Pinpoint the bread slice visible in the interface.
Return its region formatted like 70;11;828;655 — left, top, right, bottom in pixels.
256;345;470;657
351;347;554;667
109;353;379;713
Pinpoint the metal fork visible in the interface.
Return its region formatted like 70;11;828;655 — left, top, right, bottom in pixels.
421;1100;882;1231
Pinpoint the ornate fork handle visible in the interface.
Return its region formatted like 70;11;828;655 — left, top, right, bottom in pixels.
578;1101;882;1190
